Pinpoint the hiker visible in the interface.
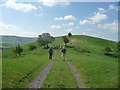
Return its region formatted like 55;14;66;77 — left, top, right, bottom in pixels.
48;47;53;60
61;47;66;61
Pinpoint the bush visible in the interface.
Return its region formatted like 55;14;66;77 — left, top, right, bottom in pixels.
62;36;69;46
12;44;23;56
104;47;112;55
29;45;36;51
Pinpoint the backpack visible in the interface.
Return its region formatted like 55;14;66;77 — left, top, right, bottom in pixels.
62;49;66;53
49;48;53;53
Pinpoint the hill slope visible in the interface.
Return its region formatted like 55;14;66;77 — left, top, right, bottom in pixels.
0;35;37;48
2;35;118;88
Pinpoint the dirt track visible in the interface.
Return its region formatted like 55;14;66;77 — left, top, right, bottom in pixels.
29;60;55;88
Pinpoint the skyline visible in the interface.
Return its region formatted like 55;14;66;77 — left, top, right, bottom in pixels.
0;0;119;41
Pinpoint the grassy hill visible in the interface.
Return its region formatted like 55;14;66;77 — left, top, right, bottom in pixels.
2;35;118;88
0;35;37;48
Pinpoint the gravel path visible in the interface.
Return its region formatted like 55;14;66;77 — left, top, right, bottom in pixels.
29;60;55;89
67;61;86;88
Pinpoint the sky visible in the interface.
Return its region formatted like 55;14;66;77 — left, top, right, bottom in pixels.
0;0;119;41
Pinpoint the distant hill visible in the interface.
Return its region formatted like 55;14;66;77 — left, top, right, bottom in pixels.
0;35;37;48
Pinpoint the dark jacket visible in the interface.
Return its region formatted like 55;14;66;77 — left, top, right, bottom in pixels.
48;48;53;53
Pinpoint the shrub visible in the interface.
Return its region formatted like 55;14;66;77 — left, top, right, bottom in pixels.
12;44;23;56
29;45;36;51
104;47;112;55
62;36;69;46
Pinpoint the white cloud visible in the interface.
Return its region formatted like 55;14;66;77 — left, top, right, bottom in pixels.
17;31;38;37
40;0;70;7
2;0;37;12
79;8;108;25
55;15;76;21
51;25;61;29
1;29;38;37
62;22;74;26
88;12;108;24
79;20;90;25
0;21;17;29
0;21;39;37
109;4;118;11
68;22;74;26
66;29;73;32
98;8;106;13
81;31;104;38
76;26;80;29
98;21;118;32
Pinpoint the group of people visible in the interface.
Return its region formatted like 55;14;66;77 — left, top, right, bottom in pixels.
48;47;66;61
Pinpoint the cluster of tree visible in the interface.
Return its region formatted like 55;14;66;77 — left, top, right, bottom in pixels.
37;33;55;49
12;44;23;56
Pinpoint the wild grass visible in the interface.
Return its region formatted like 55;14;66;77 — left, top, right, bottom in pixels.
42;50;78;88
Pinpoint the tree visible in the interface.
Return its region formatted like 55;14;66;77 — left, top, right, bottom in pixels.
62;36;69;46
12;44;23;56
37;33;54;48
68;32;72;37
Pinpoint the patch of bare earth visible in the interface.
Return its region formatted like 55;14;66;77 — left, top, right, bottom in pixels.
69;38;80;46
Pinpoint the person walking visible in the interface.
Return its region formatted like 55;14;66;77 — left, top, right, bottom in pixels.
48;47;53;60
61;47;66;61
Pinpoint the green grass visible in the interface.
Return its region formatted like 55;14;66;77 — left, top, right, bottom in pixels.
42;50;78;88
66;48;118;88
2;45;50;88
49;35;118;88
2;35;118;88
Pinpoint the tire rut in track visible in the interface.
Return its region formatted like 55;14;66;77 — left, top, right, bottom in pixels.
67;61;86;88
29;60;55;89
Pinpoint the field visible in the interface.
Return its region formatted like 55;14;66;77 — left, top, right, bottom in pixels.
2;35;118;88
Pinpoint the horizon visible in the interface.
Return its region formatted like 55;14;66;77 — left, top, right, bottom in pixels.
0;0;119;42
1;34;118;42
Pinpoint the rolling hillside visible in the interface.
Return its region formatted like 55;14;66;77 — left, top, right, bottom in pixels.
2;35;118;88
0;35;37;48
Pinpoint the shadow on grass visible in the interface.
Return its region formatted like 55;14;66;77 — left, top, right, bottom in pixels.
66;45;75;48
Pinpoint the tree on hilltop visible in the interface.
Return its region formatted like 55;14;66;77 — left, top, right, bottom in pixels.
68;32;72;37
37;33;54;48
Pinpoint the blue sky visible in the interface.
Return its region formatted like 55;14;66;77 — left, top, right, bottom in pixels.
0;0;119;41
